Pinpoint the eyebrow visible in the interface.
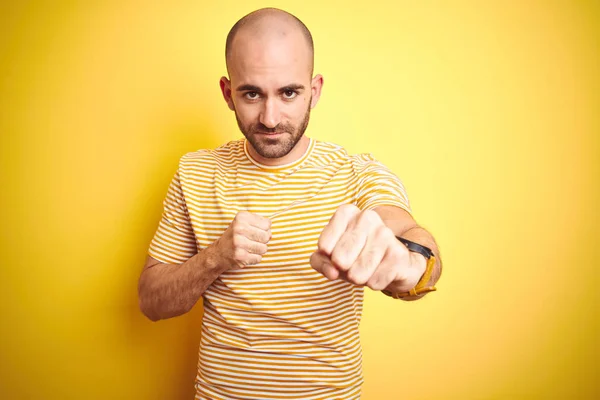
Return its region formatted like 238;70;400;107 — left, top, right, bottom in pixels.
236;84;306;92
236;84;262;92
279;84;305;93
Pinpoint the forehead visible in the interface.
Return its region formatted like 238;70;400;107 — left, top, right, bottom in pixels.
229;33;312;87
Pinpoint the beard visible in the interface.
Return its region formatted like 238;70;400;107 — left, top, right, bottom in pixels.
235;100;312;159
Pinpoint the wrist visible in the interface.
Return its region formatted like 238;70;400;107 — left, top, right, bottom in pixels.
204;241;231;274
382;237;437;299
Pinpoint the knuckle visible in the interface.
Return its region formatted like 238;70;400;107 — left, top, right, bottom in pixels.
368;271;396;291
330;251;348;271
261;230;271;243
337;203;359;218
359;209;380;226
338;231;359;252
347;268;367;285
256;243;268;255
368;209;383;222
367;280;382;291
317;236;330;254
375;224;392;240
366;274;382;290
264;217;272;229
232;234;243;248
250;254;262;265
359;250;377;270
340;203;359;212
231;223;244;236
233;247;246;261
317;235;335;255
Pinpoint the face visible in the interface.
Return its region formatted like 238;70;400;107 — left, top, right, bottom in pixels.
233;97;311;159
221;27;323;161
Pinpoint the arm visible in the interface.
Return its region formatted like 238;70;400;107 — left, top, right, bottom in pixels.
139;211;272;321
138;246;226;322
139;166;212;321
374;205;443;301
310;155;441;301
310;204;442;302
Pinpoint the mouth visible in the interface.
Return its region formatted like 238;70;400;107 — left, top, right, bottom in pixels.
256;131;285;136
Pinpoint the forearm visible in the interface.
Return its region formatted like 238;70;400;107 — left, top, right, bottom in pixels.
138;244;226;321
387;226;443;301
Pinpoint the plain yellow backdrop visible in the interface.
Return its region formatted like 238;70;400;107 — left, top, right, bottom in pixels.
1;1;598;399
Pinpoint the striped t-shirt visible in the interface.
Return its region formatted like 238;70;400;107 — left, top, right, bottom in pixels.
148;137;411;400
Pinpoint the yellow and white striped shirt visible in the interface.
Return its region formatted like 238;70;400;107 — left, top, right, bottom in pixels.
148;137;411;399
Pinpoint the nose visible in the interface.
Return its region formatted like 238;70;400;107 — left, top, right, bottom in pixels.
259;98;281;129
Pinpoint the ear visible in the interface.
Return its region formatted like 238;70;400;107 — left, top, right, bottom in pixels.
309;74;324;109
219;76;235;111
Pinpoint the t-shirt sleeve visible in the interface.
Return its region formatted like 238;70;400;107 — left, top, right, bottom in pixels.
352;153;412;215
147;167;198;264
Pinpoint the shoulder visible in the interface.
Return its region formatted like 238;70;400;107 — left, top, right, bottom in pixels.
347;152;401;181
178;138;245;170
307;139;351;166
349;152;377;164
312;139;346;154
306;139;386;172
350;153;380;171
310;139;377;163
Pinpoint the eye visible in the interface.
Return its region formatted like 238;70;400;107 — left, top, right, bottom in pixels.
283;90;297;99
245;92;260;100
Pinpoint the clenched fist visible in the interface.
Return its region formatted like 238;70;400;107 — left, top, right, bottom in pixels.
214;211;272;269
310;204;426;292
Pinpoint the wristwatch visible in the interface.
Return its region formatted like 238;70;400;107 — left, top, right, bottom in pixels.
381;237;437;299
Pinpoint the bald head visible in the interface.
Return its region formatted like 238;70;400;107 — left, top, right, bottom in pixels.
225;8;314;76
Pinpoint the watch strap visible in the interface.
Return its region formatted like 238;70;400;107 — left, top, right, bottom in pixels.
396;236;434;259
382;237;437;299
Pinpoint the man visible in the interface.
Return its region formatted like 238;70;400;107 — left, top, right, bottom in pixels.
138;7;442;400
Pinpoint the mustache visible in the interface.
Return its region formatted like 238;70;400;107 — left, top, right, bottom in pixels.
251;123;292;134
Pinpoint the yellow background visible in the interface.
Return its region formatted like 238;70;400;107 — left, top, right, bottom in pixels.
1;1;598;399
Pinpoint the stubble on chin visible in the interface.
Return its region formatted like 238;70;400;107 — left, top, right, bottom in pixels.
250;133;296;159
